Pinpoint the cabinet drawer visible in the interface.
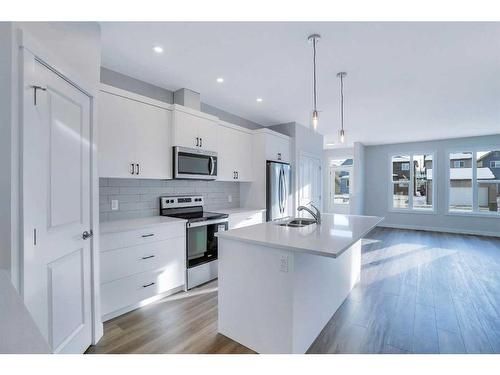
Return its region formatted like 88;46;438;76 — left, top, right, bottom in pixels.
101;266;185;317
100;222;185;252
229;211;264;229
100;236;185;284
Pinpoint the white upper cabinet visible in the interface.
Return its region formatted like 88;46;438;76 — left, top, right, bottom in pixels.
217;122;253;181
98;85;172;179
171;106;218;152
263;130;291;163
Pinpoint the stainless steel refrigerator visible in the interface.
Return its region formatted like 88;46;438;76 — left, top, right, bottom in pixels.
266;161;292;221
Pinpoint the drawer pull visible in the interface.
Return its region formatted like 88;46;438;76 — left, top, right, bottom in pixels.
141;255;155;260
142;282;155;288
141;233;155;238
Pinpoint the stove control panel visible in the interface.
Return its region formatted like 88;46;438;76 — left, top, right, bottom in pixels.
160;195;204;209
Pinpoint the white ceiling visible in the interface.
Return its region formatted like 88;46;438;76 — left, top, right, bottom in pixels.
100;22;500;147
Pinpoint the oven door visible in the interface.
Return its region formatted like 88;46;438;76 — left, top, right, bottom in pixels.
174;146;218;180
186;219;228;268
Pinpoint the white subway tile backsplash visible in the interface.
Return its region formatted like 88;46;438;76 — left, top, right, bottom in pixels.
99;178;241;222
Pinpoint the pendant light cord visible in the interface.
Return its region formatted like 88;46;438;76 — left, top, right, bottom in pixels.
313;37;317;111
340;73;344;131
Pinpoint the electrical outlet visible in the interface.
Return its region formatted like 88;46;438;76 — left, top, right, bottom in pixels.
228;194;232;203
279;255;289;273
111;199;119;211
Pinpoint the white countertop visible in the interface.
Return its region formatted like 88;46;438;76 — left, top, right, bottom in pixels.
216;213;383;258
100;216;186;234
0;270;50;353
211;207;266;215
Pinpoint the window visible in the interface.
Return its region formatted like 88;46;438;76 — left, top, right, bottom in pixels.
391;153;433;211
478;151;500;213
448;150;500;215
448;152;472;212
334;170;350;205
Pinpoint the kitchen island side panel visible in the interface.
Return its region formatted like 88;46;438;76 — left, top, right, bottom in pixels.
292;240;361;353
217;238;295;354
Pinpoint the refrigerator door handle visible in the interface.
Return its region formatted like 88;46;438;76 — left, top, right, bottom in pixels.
282;168;287;215
279;167;284;214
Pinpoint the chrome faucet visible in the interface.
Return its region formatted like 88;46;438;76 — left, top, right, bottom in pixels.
297;202;321;224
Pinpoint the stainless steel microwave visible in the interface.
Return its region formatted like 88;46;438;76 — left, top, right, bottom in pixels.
173;146;218;180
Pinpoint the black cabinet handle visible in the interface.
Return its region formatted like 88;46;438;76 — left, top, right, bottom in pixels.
236;171;239;179
141;233;155;238
196;137;199;147
136;163;140;175
200;138;203;148
142;282;155;288
277;153;282;160
130;163;135;175
141;255;155;260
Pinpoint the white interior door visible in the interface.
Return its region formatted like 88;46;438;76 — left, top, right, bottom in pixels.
329;166;352;214
298;154;322;212
22;59;93;353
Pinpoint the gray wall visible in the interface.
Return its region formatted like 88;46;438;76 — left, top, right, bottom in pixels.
100;67;263;130
364;134;500;236
99;178;241;222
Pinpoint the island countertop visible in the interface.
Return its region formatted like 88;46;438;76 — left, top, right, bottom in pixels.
216;213;383;258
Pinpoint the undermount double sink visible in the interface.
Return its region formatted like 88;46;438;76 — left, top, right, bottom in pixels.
278;218;317;227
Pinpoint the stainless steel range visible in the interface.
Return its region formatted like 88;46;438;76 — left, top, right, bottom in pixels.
159;195;228;289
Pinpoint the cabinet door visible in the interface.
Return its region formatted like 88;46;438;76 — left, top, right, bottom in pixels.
197;117;218;152
135;105;172;179
217;126;239;181
172;110;199;148
237;131;253;181
98;91;138;178
265;133;291;163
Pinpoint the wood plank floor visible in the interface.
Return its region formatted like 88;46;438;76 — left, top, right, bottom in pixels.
86;228;500;354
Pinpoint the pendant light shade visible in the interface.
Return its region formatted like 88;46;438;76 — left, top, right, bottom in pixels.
308;34;321;131
337;72;347;143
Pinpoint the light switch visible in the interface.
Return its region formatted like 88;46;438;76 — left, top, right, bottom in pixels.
111;199;119;211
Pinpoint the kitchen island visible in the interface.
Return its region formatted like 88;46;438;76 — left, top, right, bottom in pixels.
216;213;383;354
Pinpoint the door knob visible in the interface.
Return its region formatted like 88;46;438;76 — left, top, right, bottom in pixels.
82;230;93;240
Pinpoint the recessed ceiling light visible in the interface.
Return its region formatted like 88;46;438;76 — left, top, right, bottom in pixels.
326;143;336;146
153;46;163;53
256;98;263;103
216;77;224;83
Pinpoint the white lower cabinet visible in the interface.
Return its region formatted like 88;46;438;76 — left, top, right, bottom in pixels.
228;210;265;230
100;220;186;321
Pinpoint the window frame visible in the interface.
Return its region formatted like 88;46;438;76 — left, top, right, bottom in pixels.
388;151;436;214
446;147;500;217
490;160;500;169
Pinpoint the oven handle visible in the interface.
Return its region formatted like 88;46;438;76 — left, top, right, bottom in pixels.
187;218;229;228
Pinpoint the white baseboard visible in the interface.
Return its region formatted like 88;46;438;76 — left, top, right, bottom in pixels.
377;222;500;238
102;285;185;322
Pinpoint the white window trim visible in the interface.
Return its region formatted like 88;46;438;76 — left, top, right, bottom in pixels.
445;147;500;217
388;152;436;214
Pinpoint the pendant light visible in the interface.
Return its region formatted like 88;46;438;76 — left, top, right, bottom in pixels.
308;34;321;131
337;72;347;143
